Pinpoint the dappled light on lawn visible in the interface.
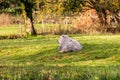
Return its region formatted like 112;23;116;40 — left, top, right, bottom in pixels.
0;35;120;79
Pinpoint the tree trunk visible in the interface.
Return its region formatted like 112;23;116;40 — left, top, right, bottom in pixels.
115;14;120;32
115;14;120;27
96;10;108;27
23;10;37;36
21;0;37;36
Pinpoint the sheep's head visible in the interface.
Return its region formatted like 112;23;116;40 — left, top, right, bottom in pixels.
58;35;71;44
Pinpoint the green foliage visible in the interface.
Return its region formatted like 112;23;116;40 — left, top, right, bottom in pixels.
107;0;120;14
20;0;36;17
62;0;84;16
0;0;10;9
0;0;22;14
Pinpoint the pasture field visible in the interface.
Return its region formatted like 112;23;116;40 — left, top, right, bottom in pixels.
0;34;120;80
0;25;21;36
0;26;120;80
0;23;74;37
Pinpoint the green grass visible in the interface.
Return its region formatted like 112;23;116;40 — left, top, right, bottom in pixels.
0;25;24;36
0;23;74;37
0;34;120;80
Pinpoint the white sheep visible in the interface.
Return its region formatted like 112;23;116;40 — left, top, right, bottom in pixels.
58;35;82;52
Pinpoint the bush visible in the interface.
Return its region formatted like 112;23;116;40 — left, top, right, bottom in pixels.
73;9;100;34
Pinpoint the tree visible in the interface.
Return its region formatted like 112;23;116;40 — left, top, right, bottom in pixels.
107;0;120;27
85;0;120;27
62;0;84;16
0;0;21;14
85;0;108;26
0;0;37;36
20;0;37;36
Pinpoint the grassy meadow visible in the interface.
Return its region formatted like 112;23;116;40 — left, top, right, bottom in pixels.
0;26;120;80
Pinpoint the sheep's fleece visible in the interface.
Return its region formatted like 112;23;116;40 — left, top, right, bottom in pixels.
58;35;82;52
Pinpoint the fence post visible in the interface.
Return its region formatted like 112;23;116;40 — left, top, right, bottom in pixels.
42;19;45;33
19;22;22;35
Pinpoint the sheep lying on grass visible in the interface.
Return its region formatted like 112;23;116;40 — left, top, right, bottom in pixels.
58;35;82;52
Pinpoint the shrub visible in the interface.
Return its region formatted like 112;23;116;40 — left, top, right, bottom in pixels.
73;9;100;34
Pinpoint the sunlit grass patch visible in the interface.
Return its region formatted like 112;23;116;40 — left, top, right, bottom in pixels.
0;34;120;79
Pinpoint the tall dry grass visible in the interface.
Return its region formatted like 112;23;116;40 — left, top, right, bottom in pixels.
0;14;12;26
0;13;23;26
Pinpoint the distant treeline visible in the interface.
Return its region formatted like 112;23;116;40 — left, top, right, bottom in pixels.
0;0;120;35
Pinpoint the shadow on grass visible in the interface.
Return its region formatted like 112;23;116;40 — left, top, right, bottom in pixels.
0;34;25;40
9;42;120;64
1;63;120;80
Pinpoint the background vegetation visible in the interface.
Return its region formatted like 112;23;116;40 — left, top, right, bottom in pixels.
0;34;120;80
0;0;120;35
